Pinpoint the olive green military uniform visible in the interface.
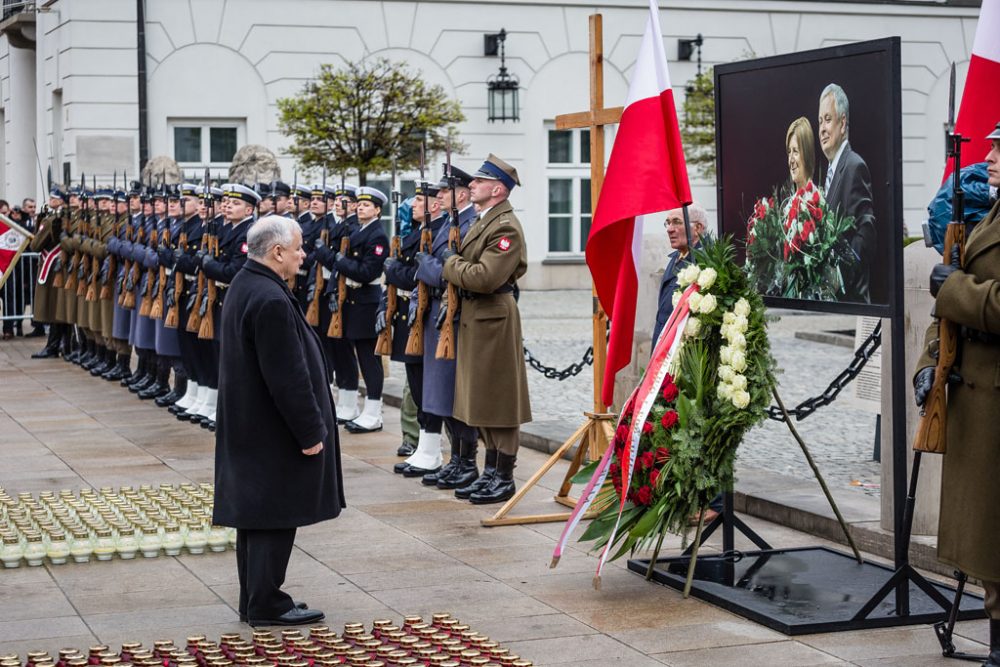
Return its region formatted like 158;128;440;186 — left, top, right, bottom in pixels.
54;210;80;324
917;197;1000;618
28;209;62;323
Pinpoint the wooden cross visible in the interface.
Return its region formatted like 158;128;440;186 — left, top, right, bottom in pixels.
481;13;622;527
554;14;622;415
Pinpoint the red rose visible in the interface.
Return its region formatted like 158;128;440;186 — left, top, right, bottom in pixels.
642;421;653;436
661;383;679;403
638;451;654;470
655;446;671;463
795;187;804;197
615;424;629;445
812;190;820;205
636;486;652;506
783;242;790;261
609;462;620;478
649;468;660;486
660;410;679;430
662;372;674;386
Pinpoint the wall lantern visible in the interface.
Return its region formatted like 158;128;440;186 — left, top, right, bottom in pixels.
485;28;519;123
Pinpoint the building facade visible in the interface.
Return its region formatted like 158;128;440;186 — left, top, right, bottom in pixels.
0;0;982;289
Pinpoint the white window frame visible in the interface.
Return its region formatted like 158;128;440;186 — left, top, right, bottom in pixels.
168;119;246;173
545;123;601;257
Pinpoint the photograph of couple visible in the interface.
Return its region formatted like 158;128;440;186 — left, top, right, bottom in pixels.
744;84;876;303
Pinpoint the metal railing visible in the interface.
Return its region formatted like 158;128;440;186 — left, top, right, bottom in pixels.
1;251;39;323
2;1;34;20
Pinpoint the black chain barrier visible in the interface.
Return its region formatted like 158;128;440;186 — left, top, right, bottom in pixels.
765;321;882;422
523;345;594;381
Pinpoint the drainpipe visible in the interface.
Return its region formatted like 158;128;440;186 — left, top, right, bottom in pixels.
136;0;148;172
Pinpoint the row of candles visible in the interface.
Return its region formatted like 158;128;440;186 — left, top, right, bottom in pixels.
0;483;231;567
0;615;533;666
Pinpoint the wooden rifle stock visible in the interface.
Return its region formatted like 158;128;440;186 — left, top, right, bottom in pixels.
64;213;80;292
435;224;461;360
186;232;208;333
150;227;171;320
405;227;433;355
121;223;143;310
306;228;327;327
85;241;100;303
100;215;117;301
164;230;187;329
76;217;91;298
198;232;218;340
912;222;964;455
326;234;350;338
375;233;401;356
138;227;158;317
53;211;67;288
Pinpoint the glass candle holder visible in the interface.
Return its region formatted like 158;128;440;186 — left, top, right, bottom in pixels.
24;532;47;566
0;533;22;568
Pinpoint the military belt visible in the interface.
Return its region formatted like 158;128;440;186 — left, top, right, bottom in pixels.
961;326;1000;345
458;284;514;300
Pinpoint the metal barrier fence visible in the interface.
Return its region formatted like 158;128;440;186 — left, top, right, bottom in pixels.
1;251;39;322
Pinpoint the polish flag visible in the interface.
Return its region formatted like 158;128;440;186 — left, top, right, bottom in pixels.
950;0;1000;174
586;0;692;408
0;214;31;290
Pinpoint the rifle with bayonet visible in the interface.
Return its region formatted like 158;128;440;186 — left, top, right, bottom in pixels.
327;175;350;338
139;180;164;317
63;175;86;292
306;168;328;327
187;178;212;333
99;172;121;301
150;184;173;320
121;185;144;310
85;175;102;302
376;187;403;356
78;177;95;299
405;143;432;355
164;183;188;328
913;63;968;456
436;146;461;360
198;191;219;340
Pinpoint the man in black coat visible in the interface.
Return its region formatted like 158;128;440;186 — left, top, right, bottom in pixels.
652;204;706;348
818;83;876;304
213;214;345;627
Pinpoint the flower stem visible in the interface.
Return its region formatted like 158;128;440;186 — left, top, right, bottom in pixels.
645;522;667;580
683;510;707;598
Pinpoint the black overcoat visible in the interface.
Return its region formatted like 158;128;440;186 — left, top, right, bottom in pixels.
213;260;346;530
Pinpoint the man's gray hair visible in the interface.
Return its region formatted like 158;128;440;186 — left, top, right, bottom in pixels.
820;83;850;127
687;202;708;226
247;215;300;259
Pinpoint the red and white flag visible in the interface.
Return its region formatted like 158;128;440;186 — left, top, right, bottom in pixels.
586;0;692;408
0;215;32;290
951;0;1000;174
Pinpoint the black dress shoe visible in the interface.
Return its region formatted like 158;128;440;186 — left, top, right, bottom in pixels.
176;409;197;422
155;389;181;407
31;346;60;359
396;441;417;457
402;464;440;478
26;328;46;338
138;382;169;400
240;603;307;622
208;422;216;432
248;606;324;627
393;461;410;474
128;374;155;393
423;454;460;486
469;452;516;504
102;362;128;382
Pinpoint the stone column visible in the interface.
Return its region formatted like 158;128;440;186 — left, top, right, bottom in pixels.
6;44;36;202
880;241;942;535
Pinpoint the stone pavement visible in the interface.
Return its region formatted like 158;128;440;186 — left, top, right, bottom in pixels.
0;337;990;665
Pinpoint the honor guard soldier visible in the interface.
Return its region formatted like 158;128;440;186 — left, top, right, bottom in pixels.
86;188;119;377
55;187;82;361
194;183;259;430
915;122;1000;667
315;186;389;433
385;183;445;466
256;182;274;216
127;186;166;394
269;181;294;218
404;165;481;489
72;186;98;369
293;183;312;221
29;186;71;359
121;189;154;387
440;155;531;504
290;184;324;313
102;183;142;381
314;183;362;422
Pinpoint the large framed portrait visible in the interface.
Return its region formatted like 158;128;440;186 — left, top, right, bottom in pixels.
715;38;902;316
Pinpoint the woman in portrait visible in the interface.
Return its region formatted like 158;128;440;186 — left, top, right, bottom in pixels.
785;116;816;195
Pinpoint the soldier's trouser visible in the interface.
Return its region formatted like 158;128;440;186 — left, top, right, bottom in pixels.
445;417;478;446
478;426;519;457
204;340;220;389
985;581;1000;620
404;361;441;434
400;380;419;445
353;338;382;400
111;337;131;355
318;305;359;389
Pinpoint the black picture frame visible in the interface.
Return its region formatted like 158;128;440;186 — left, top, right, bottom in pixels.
714;37;902;318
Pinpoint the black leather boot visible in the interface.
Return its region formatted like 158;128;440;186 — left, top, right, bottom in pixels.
455;448;497;500
103;354;130;381
469;452;516;504
155;371;186;407
423;437;461;486
76;339;95;367
128;357;156;392
122;353;146;387
138;362;170;399
986;619;1000;667
60;328;73;361
31;326;62;359
437;439;479;490
90;346;114;375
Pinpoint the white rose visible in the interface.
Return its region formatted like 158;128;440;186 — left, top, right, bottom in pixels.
731;390;751;409
717;382;733;400
698;293;717;315
671;290;681;307
728;332;747;350
734;298;751;318
731;350;747;372
734;315;749;332
718;364;735;383
684;317;701;338
722;312;737;325
697;267;718;291
719;346;733;365
687;292;703;311
730;373;748;391
678;264;701;287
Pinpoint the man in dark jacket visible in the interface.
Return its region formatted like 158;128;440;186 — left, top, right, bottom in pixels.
652;203;706;348
213;214;345;627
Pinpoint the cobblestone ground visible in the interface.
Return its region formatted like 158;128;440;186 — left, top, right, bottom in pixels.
519;290;882;497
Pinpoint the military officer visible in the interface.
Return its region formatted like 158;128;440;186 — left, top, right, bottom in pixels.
29;187;70;359
315;186;389;433
386;183;444;471
441;154;531;504
291;184;324;313
407;166;481;489
915;122;1000;667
